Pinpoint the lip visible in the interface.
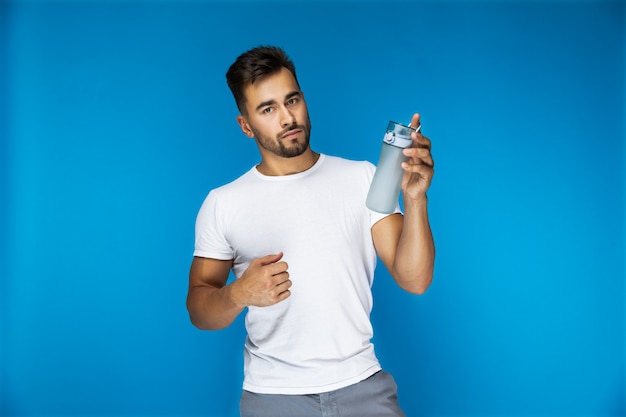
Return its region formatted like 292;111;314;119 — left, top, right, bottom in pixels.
281;129;302;140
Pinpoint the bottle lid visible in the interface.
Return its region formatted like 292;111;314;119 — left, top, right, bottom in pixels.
383;121;414;148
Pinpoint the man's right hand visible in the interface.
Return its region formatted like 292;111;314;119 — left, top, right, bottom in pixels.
230;252;291;308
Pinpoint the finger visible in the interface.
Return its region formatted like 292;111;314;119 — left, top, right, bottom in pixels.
402;150;434;169
403;147;434;166
271;277;292;301
276;278;292;292
401;167;434;188
274;288;291;302
267;261;289;277
257;252;284;266
411;131;431;149
402;159;435;175
409;113;421;130
419;149;434;167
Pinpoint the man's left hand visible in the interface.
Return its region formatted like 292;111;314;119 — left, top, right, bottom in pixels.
401;113;434;203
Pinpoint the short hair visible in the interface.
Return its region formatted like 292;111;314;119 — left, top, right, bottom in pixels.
226;45;299;114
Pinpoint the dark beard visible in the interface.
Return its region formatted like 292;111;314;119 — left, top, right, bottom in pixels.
254;122;311;158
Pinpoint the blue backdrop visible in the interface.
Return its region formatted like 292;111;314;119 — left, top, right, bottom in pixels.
1;1;624;416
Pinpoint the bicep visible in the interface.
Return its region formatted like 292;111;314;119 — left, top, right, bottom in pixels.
187;256;240;330
371;213;403;273
188;256;233;290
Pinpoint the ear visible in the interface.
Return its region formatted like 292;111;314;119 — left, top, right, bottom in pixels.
236;115;254;138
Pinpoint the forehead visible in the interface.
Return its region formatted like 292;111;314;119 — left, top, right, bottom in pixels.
243;67;300;109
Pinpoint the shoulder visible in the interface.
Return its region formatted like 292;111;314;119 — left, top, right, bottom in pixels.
321;154;375;175
210;167;259;196
313;154;376;195
197;167;258;216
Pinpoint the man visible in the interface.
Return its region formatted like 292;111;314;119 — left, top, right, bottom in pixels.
187;45;435;417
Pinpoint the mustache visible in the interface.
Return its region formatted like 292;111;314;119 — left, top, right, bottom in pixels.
278;124;306;138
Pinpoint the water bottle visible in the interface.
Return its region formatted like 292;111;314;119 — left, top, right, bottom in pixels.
366;121;417;214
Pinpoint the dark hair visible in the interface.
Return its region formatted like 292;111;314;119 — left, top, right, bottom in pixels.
226;45;299;114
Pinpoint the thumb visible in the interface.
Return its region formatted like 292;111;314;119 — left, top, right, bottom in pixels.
410;113;421;130
258;252;284;266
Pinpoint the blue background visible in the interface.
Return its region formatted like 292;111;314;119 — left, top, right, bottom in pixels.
1;0;624;416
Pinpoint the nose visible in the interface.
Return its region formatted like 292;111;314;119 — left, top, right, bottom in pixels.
280;107;296;127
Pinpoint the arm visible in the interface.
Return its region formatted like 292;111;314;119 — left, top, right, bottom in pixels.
372;201;434;294
186;253;292;330
371;113;435;294
187;256;241;330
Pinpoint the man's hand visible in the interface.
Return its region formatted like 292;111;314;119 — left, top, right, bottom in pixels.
230;252;292;308
401;113;434;203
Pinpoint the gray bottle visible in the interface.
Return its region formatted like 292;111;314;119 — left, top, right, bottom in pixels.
366;121;416;214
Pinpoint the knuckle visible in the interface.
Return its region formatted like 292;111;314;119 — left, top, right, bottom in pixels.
261;277;274;289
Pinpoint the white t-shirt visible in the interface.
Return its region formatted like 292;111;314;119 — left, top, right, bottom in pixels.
194;154;399;394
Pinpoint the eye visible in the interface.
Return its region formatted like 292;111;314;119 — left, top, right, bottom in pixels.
287;97;299;106
262;107;274;114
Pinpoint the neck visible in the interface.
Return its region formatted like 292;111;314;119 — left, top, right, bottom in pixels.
256;149;320;176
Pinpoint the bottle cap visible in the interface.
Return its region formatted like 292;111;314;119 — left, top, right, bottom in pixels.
384;121;415;148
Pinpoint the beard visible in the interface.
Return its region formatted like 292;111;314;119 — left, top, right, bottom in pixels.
251;117;312;158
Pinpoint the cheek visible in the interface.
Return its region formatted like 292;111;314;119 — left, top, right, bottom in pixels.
297;107;309;124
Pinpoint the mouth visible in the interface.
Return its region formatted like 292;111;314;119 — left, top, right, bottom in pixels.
281;128;302;140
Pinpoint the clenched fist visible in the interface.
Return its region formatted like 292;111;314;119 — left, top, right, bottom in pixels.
230;252;292;307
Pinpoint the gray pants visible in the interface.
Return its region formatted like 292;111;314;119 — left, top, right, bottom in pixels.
240;370;406;417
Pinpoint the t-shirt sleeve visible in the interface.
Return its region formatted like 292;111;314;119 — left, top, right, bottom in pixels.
193;190;234;260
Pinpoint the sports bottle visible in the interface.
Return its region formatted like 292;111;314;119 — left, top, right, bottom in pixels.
366;121;418;214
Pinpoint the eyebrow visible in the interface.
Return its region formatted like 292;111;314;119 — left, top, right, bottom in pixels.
255;90;302;112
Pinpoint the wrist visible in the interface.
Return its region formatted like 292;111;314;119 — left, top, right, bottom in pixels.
225;281;245;309
403;193;428;211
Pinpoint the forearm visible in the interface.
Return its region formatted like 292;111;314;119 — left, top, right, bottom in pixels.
391;196;435;294
187;283;245;330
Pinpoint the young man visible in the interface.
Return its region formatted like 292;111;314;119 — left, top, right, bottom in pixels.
187;45;435;417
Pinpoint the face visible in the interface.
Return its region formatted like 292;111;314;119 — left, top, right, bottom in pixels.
238;67;311;159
